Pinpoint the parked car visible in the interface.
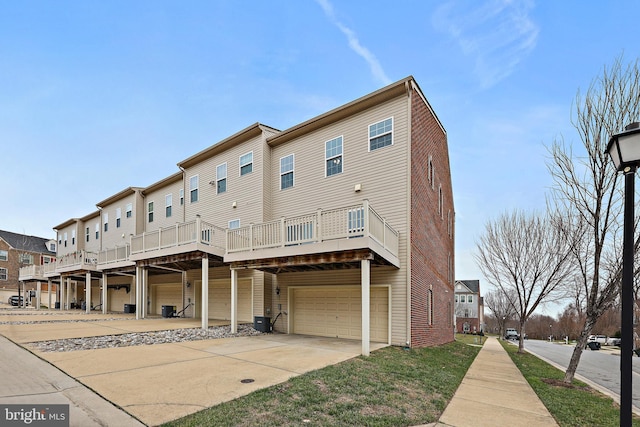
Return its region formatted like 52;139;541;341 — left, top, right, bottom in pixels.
8;295;25;306
587;335;608;345
504;328;519;340
610;337;621;346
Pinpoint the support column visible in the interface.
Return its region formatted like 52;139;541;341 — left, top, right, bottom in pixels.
135;266;143;320
102;274;108;314
201;255;209;329
59;276;65;310
85;272;92;313
48;279;52;309
361;259;370;357
36;281;41;310
66;277;71;310
231;268;238;334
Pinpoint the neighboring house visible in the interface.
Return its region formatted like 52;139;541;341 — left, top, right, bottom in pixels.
28;76;455;355
1;229;56;304
454;280;484;333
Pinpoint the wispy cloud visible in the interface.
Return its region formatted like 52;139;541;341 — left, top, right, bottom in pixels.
315;0;391;86
433;0;539;89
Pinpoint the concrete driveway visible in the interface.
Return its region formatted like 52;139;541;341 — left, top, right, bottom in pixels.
0;310;386;426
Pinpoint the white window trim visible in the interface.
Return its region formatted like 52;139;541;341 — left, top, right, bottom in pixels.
189;175;199;203
325;135;344;178
148;201;154;223
0;267;7;281
228;219;240;229
368;117;394;152
179;189;184;206
216;162;228;194
0;250;7;261
239;151;253;176
104;213;109;232
126;203;133;218
428;155;434;189
280;154;295;190
95;223;99;239
165;194;172;217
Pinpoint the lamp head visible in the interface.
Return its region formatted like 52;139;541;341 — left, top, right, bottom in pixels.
606;122;640;172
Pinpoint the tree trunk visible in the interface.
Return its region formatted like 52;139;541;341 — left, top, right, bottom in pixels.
564;315;597;383
518;320;526;353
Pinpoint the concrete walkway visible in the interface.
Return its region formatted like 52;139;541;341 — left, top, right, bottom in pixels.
435;336;558;427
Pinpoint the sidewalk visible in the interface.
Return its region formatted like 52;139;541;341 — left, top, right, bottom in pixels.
434;336;558;427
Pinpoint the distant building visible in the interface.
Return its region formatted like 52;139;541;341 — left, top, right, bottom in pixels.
0;229;56;295
454;280;484;333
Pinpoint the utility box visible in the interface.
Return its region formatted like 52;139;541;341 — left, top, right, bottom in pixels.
162;305;176;318
254;316;271;333
124;304;136;313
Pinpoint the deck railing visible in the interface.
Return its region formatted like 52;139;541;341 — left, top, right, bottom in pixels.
18;264;46;280
55;250;99;270
98;244;131;265
226;200;399;257
130;216;226;255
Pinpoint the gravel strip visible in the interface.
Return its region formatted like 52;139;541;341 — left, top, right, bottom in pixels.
30;324;263;352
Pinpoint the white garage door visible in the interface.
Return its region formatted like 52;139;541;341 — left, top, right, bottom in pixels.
291;286;388;343
154;284;183;315
208;279;252;322
109;287;131;312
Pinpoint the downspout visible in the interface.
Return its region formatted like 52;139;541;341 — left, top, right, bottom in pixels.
405;79;412;347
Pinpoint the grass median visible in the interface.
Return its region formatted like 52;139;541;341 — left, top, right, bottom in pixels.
163;337;481;427
501;340;640;426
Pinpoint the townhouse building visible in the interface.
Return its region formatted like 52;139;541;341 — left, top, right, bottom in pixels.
1;229;56;306
22;76;455;354
454;280;484;334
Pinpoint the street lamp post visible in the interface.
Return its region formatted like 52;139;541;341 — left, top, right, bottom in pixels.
606;122;640;427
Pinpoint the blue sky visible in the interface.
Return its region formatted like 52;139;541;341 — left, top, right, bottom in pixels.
2;1;639;316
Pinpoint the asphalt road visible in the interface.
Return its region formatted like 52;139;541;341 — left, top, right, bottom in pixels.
521;339;640;411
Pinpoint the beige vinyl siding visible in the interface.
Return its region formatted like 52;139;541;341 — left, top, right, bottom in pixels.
183;134;268;229
268;95;410;346
152;284;183;315
142;179;185;232
100;192;142;250
81;214;101;253
56;223;79;257
108;287;131;312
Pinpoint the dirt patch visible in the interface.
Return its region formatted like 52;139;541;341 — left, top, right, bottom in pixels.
541;378;590;391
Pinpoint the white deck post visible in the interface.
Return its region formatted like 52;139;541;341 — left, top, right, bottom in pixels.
36;281;41;310
102;273;108;314
135;266;142;320
231;268;238;334
47;279;52;309
85;272;92;313
361;259;371;357
59;276;64;310
142;268;148;318
201;255;209;329
66;277;71;310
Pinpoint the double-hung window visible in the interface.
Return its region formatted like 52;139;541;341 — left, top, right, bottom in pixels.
0;250;7;261
116;208;121;228
63;232;68;247
190;175;199;203
71;230;76;245
104;213;109;232
369;117;393;151
240;152;253;176
216;163;227;194
95;223;99;240
280;154;294;190
85;227;90;242
325;136;343;177
460;295;466;303
179;189;184;206
148;201;154;223
468;295;473;304
0;268;6;281
126;203;132;218
165;194;172;218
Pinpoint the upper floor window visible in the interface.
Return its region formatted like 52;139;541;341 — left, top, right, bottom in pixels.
468;295;473;304
280;154;294;190
438;185;443;217
126;203;132;218
179;189;184;206
63;232;68;247
240;152;253;176
460;295;466;303
116;208;122;228
58;234;62;245
428;156;434;189
49;242;56;252
71;229;76;245
216;163;227;194
85;227;90;242
0;268;6;281
19;253;33;265
104;213;109;232
229;219;240;229
369;117;393;151
165;194;172;218
42;256;53;264
454;295;458;303
325;136;343;177
190;175;199;203
0;250;7;261
148;201;154;223
95;223;99;240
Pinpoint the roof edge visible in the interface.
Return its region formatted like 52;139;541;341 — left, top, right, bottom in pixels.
96;187;144;208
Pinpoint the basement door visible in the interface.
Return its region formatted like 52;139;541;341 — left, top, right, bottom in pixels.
291;286;389;343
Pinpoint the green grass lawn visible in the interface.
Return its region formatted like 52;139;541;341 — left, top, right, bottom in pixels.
163;338;481;427
501;340;640;426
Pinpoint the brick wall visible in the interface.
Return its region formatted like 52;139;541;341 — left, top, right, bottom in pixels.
0;240;20;291
409;86;455;347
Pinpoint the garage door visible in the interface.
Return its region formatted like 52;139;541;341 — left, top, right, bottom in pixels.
291;286;388;343
208;279;252;322
109;287;131;312
154;284;182;315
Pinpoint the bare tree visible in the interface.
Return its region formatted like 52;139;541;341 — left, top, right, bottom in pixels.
475;210;574;353
547;55;640;383
483;289;517;339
